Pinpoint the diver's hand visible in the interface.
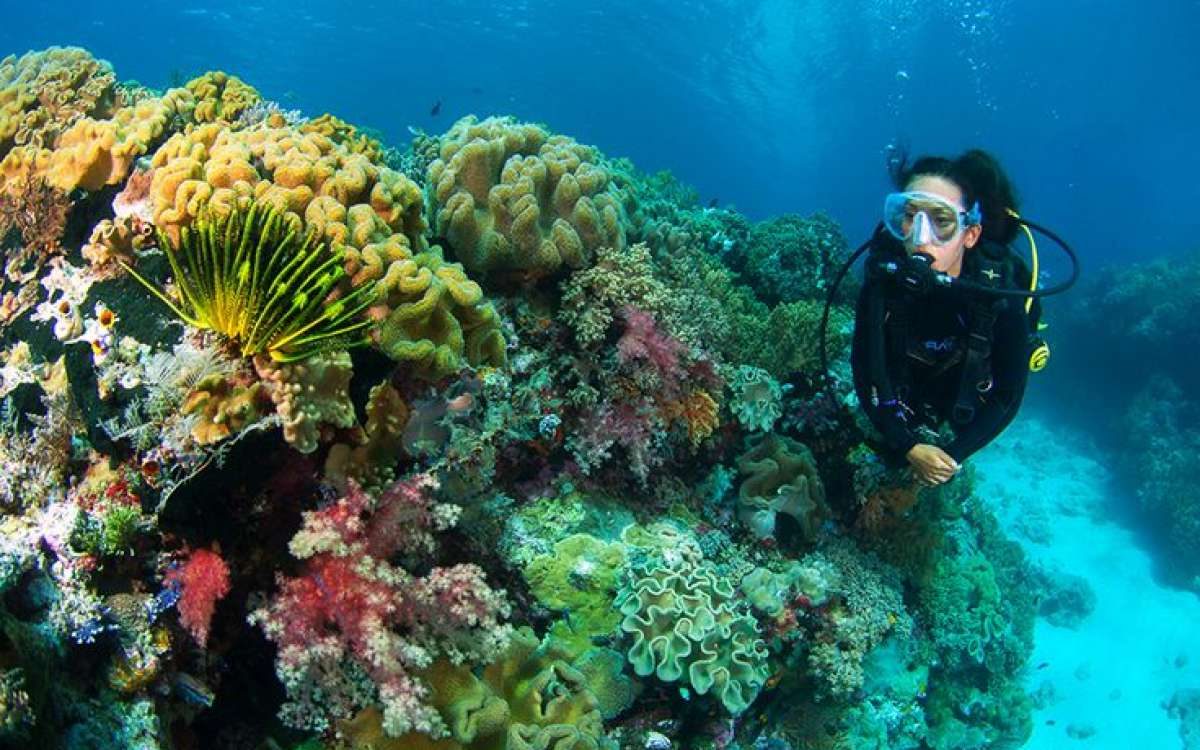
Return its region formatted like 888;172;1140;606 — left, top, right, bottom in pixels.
906;444;960;486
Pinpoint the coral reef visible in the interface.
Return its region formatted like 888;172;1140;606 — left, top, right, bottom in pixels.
0;45;1044;750
616;557;771;715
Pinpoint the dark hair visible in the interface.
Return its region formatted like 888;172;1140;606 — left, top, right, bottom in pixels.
888;148;1021;245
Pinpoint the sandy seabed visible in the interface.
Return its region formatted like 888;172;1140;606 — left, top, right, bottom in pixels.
974;416;1200;749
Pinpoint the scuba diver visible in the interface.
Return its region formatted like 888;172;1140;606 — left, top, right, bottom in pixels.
820;149;1079;487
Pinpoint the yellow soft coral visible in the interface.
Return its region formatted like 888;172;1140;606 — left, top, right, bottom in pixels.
428;115;628;281
0;85;193;193
185;71;261;124
300;113;385;162
145;116;505;377
180;373;270;445
0;46;117;152
148;122;424;253
253;350;357;453
370;247;507;377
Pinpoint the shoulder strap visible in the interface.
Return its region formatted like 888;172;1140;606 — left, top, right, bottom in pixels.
952;252;1007;424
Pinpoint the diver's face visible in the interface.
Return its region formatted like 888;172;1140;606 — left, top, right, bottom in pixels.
903;175;981;276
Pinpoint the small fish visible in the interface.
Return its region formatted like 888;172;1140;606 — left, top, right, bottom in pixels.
430;99;442;117
470;86;483;95
1036;661;1050;670
708;198;719;208
174;672;215;707
1046;719;1056;726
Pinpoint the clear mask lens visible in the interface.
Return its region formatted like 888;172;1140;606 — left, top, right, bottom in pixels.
884;191;976;247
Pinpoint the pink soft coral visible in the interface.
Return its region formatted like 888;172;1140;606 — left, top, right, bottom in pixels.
617;305;685;388
166;547;231;647
250;474;510;738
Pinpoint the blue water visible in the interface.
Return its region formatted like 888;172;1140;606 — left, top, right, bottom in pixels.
3;0;1196;274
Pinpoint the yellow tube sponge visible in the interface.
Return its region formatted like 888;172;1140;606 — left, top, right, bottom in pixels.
428;115;629;280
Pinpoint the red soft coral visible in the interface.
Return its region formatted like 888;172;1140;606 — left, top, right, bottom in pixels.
166;547;231;647
251;473;510;738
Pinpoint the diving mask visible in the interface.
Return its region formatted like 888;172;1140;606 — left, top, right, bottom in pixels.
883;191;982;247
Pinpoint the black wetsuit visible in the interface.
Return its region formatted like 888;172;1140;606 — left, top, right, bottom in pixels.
850;246;1030;466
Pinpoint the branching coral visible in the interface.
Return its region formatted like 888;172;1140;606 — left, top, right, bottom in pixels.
0;176;70;266
731;212;850;305
803;540;911;700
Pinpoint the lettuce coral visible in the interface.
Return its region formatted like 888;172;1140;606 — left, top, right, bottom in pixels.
615;558;770;715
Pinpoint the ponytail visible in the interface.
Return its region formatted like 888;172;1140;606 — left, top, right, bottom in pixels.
889;147;1021;245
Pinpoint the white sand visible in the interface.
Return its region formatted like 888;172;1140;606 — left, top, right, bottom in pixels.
973;416;1200;749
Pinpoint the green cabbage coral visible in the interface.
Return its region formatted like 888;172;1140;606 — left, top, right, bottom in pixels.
615;559;770;714
122;201;377;362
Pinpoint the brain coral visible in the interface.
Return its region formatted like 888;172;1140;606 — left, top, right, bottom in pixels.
615;559;770;715
427;115;629;281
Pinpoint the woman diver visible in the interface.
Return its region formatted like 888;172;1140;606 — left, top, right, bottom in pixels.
826;149;1078;487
